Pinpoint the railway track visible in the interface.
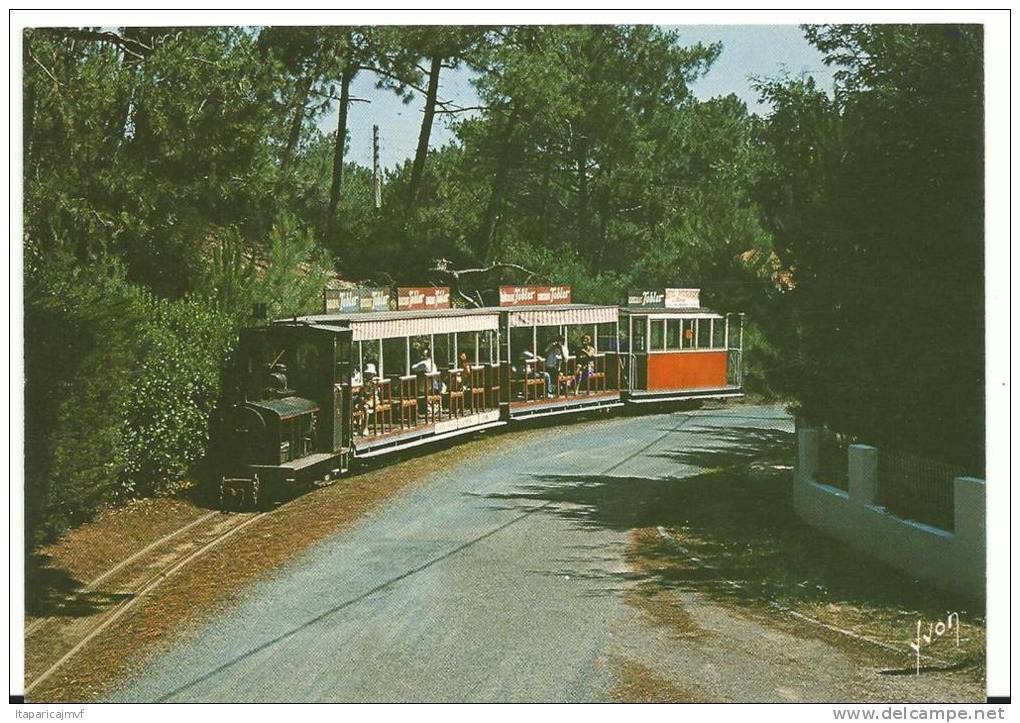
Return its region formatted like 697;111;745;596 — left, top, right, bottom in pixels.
25;510;269;697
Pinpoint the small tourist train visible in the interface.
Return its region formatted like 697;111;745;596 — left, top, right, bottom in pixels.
219;285;744;508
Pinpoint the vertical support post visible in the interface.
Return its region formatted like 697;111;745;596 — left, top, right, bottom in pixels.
848;444;879;505
797;427;820;483
738;312;746;386
372;125;382;209
377;339;384;376
405;337;411;375
628;315;634;389
474;331;480;364
953;476;986;593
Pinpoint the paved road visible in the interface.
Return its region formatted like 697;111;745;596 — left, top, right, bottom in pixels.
109;405;962;703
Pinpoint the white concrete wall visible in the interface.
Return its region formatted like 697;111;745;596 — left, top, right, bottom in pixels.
793;428;985;599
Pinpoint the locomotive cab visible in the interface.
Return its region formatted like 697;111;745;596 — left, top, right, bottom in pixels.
220;322;353;509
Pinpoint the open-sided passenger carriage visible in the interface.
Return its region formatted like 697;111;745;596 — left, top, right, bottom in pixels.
499;285;623;419
303;302;507;458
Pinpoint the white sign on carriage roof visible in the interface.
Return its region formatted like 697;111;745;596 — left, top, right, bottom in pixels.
665;288;701;309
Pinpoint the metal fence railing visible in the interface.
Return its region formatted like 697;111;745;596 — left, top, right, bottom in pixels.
816;427;852;491
876;449;965;532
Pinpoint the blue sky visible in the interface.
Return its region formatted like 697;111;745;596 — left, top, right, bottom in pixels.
322;25;834;170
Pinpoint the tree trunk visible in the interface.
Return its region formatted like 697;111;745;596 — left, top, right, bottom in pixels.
327;66;353;231
574;134;589;241
408;54;443;205
477;113;520;263
538;147;553;237
280;72;316;178
23;76;35;169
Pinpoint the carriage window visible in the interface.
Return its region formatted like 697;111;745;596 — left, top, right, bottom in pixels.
697;318;711;348
649;320;665;351
410;335;430;363
536;325;560;357
597;322;616;352
360;341;380;378
712;318;725;348
564;325;583;357
457;331;477;365
666;319;681;350
682;319;695;349
509;327;533;362
479;330;492;364
631;316;647;353
382;338;407;377
433;333;451;368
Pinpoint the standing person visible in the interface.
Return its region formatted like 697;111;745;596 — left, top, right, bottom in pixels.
576;334;596;386
544;335;568;396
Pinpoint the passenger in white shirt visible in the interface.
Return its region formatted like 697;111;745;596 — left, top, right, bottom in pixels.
412;348;445;393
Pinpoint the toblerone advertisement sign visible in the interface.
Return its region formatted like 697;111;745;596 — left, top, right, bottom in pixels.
397;286;452;311
627;288;701;309
324;287;392;313
499;285;572;307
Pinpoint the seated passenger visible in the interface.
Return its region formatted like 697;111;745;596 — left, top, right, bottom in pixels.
411;348;445;393
517;349;552;398
353;362;378;435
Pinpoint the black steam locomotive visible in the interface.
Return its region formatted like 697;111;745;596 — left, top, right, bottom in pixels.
220;322;353;509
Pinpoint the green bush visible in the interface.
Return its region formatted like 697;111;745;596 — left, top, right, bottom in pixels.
119;295;234;497
25;214;333;547
25;257;235;546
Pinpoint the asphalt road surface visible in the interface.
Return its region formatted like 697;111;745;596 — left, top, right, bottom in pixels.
109;405;963;703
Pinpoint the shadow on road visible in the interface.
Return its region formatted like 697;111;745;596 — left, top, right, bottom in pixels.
477;423;985;669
